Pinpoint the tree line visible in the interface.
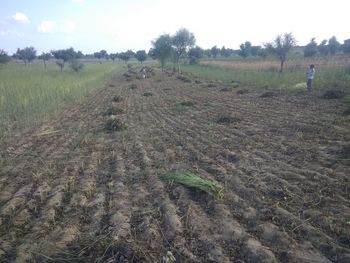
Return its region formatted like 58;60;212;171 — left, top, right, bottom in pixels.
1;29;350;74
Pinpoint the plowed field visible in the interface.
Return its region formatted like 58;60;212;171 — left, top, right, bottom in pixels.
1;69;349;262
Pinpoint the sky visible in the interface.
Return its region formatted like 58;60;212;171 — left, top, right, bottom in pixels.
0;0;349;55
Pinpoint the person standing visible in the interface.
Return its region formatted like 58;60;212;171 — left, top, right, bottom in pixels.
307;64;315;91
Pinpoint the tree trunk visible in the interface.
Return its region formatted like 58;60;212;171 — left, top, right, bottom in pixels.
279;59;285;73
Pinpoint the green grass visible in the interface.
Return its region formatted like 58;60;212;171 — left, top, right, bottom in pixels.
160;171;224;199
180;62;350;93
0;61;125;138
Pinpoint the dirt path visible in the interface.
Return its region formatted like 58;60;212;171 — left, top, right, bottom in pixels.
0;69;349;262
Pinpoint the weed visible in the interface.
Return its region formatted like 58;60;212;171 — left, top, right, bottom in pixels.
103;107;124;116
177;75;191;83
237;89;249;95
160;171;224;199
104;118;127;132
143;92;154;97
220;87;232;92
112;95;123;102
322;90;345;99
179;101;196;107
260;91;276;98
216;113;241;124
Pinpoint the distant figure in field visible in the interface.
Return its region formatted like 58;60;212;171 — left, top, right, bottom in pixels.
306;64;315;91
142;68;146;79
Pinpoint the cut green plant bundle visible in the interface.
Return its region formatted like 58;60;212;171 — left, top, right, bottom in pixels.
160;171;224;199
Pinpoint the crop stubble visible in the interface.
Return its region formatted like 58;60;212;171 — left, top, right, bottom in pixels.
0;69;349;262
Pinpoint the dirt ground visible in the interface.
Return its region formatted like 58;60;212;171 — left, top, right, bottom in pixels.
0;68;349;262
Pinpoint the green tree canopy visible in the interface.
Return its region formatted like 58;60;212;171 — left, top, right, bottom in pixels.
318;39;328;56
265;33;296;73
51;48;77;71
172;28;195;72
151;34;173;71
0;50;11;64
15;47;37;65
304;38;318;57
328;36;341;55
135;50;147;64
188;46;204;64
210;45;220;58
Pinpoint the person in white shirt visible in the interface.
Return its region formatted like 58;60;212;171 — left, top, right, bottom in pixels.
306;64;315;91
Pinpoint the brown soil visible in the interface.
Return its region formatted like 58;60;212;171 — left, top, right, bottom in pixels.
0;70;349;262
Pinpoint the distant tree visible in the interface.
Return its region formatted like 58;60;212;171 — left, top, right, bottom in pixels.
220;46;232;58
343;39;350;53
69;59;84;73
15;47;37;65
328;36;341;55
118;52;131;64
304;38;318;57
238;41;252;58
51;48;77;71
188;46;204;64
109;53;118;62
257;48;268;59
318;39;329;56
94;50;108;63
172;28;195;72
210;46;220;58
250;46;261;56
0;49;11;64
265;33;296;73
135;50;147;64
126;50;135;58
151;34;173;71
204;49;212;58
76;51;84;59
38;52;52;68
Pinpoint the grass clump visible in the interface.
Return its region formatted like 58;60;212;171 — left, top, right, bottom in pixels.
103;107;124;116
143;92;154;97
180;101;196;107
112;95;123;102
220;87;232;92
177;75;192;83
160;171;224;199
260;91;276;98
322;89;345;99
104;117;127;132
216;113;242;124
236;89;249;95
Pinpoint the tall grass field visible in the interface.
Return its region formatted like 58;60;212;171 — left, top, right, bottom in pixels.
0;61;125;139
181;57;350;93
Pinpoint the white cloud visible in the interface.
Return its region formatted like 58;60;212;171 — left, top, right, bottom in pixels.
37;20;56;33
61;21;77;33
12;12;30;24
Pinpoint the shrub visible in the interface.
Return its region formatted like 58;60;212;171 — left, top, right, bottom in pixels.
69;59;84;73
322;90;345;99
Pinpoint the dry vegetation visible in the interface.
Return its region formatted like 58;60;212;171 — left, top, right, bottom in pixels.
0;67;349;262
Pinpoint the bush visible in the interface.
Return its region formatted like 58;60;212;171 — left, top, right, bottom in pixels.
0;50;10;64
69;59;84;73
322;90;345;99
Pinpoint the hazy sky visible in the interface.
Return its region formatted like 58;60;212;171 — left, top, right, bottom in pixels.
1;0;349;54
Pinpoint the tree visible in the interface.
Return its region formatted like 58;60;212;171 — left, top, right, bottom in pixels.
109;53;118;62
188;46;204;64
171;28;195;73
38;52;52;68
318;39;329;56
151;34;173;71
343;39;350;53
210;46;220;58
94;50;108;63
304;38;318;57
135;50;147;64
69;59;84;73
328;36;341;55
265;33;296;73
250;46;261;56
221;46;232;58
238;41;252;58
51;48;77;71
0;50;11;64
15;47;37;65
118;52;131;64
